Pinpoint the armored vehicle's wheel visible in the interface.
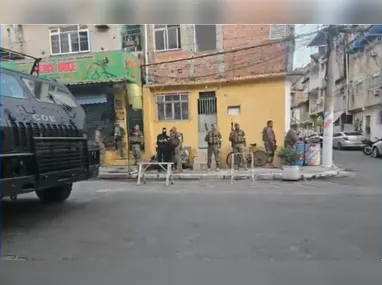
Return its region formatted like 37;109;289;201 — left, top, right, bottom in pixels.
36;184;72;204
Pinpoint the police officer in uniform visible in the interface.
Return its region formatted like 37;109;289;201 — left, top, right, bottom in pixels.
170;127;183;171
95;126;105;165
205;123;222;171
156;127;171;163
129;125;144;165
229;123;247;170
114;123;125;159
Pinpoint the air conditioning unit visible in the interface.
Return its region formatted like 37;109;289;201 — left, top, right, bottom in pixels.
373;89;379;96
316;98;322;105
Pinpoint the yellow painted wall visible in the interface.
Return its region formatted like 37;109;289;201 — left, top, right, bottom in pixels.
104;83;129;164
143;77;286;164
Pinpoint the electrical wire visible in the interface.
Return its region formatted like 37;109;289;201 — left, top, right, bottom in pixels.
142;29;324;67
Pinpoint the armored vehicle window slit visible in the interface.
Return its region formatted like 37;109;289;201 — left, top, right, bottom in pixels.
21;78;77;107
0;73;25;98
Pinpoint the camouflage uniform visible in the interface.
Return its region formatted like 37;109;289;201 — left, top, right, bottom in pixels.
229;128;247;169
170;128;183;171
95;128;105;165
130;130;143;164
205;128;222;170
262;126;276;154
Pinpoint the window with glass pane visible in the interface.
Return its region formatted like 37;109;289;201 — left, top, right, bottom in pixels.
50;25;90;55
70;33;79;52
51;34;60;54
167;27;179;49
60;34;70;53
155;30;165;50
48;84;77;107
0;74;25;98
156;93;189;121
154;25;181;51
79;31;89;51
22;78;52;103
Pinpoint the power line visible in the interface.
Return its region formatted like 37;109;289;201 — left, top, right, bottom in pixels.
144;39;314;82
142;29;323;68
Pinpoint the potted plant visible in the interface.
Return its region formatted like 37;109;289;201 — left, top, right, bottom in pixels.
277;148;301;181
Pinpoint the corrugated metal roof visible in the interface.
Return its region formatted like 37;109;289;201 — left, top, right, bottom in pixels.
64;78;127;86
77;97;107;105
76;94;107;105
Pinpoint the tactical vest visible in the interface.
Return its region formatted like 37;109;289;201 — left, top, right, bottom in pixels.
130;131;142;144
231;130;244;143
171;132;182;147
208;131;220;144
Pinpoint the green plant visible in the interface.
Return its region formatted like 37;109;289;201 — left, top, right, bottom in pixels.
277;147;299;166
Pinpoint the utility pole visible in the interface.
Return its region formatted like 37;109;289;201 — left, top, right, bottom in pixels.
322;32;337;168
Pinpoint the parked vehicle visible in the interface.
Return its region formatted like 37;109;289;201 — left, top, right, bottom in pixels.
333;131;364;150
305;133;323;147
371;140;382;158
361;137;381;155
0;53;100;203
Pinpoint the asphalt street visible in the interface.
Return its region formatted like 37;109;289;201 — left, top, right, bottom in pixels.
1;150;381;284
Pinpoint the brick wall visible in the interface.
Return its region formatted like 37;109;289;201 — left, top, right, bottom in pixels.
145;24;293;84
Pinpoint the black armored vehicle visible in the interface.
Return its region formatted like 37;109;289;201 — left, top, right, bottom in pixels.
0;52;100;203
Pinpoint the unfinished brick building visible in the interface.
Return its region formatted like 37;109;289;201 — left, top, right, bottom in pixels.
139;24;295;84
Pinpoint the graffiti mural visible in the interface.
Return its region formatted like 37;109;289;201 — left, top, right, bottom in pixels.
1;51;140;84
82;56;117;80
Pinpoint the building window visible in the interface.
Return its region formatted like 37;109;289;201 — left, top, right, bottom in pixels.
50;25;90;55
121;25;142;52
156;94;189;121
227;106;241;116
354;81;363;95
269;24;287;40
194;25;216;52
370;74;380;89
154;25;181;51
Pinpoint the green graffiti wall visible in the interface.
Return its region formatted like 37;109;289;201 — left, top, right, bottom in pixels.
1;51;141;84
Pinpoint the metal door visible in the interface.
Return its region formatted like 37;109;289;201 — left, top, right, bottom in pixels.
197;92;217;148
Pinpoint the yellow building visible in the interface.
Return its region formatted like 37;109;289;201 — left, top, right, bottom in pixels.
142;73;292;167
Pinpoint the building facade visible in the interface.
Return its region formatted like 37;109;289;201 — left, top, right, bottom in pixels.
347;25;382;140
143;24;295;84
1;25;142;165
1;24;296;166
143;74;290;168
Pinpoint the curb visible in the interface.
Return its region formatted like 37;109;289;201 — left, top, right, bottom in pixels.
98;170;352;181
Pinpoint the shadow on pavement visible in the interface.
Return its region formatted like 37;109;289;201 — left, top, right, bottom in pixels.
1;197;89;231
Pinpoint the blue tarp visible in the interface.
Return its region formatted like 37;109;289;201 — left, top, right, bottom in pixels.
348;25;382;53
348;39;363;53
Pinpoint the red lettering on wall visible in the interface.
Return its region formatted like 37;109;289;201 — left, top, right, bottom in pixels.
127;60;136;68
38;64;55;74
58;62;77;73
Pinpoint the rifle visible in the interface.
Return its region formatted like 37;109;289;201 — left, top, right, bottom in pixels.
204;121;209;131
230;118;234;147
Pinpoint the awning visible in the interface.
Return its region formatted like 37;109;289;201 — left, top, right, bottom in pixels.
361;24;382;44
75;94;107;105
333;111;344;123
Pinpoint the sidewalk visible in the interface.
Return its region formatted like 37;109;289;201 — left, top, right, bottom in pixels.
98;165;352;181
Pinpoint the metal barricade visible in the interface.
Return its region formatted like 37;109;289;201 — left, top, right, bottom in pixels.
230;151;255;186
137;162;174;186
